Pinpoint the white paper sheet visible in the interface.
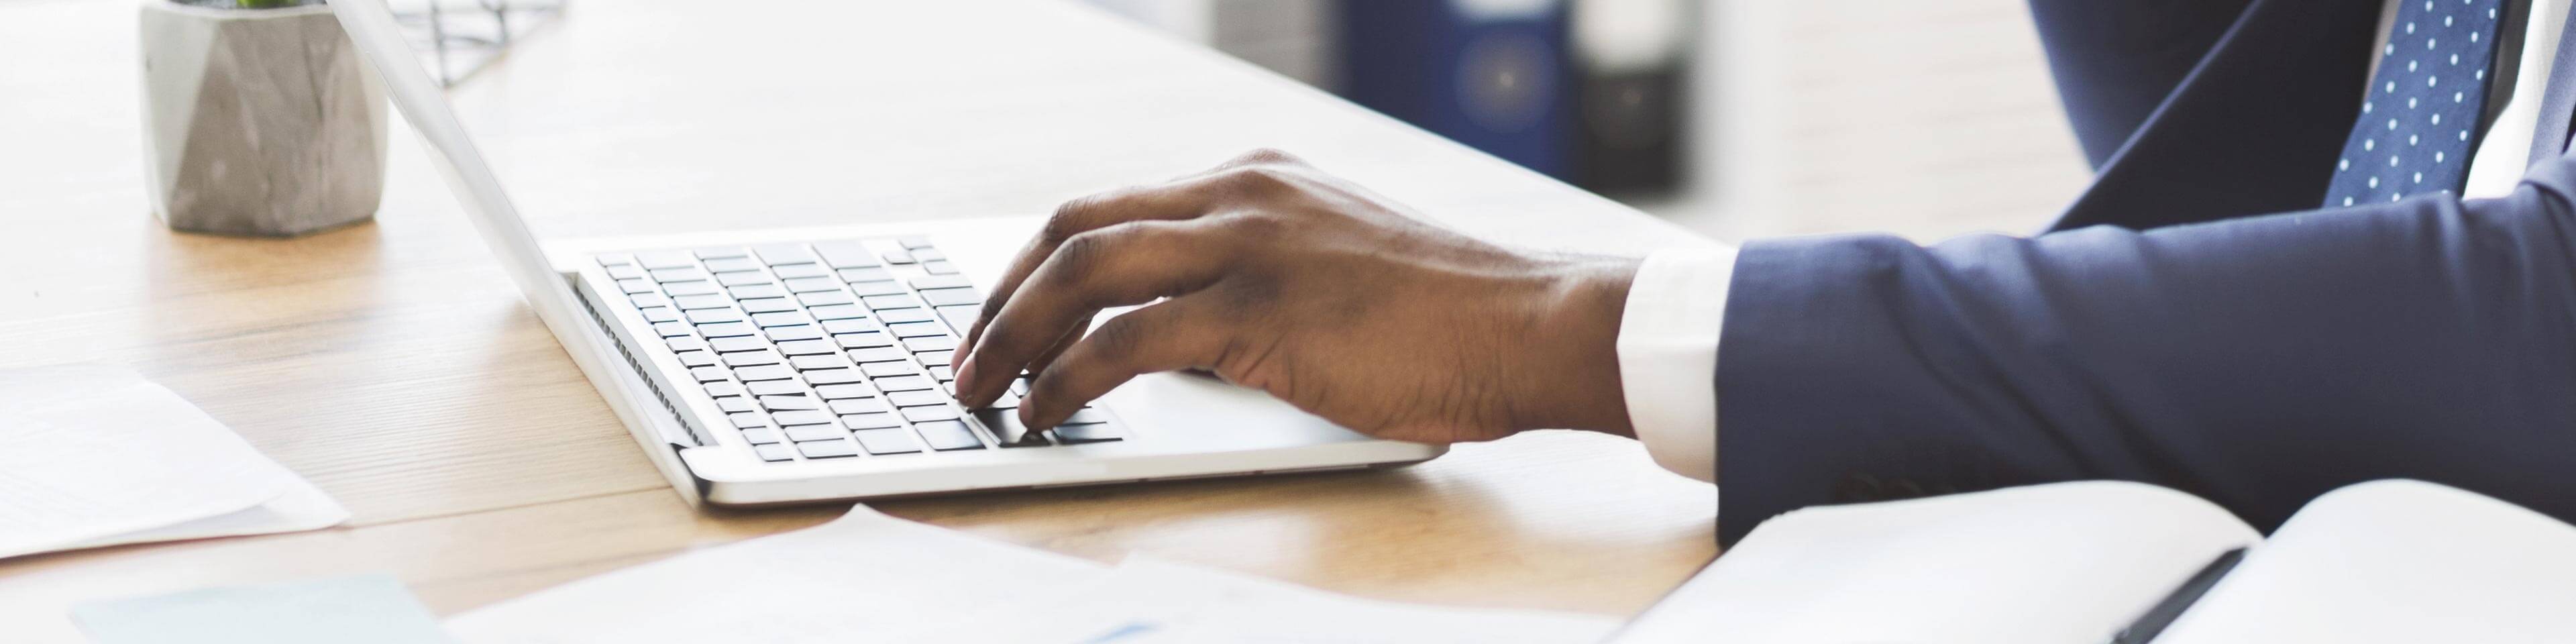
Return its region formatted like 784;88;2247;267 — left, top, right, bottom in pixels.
445;504;1112;643
1650;481;2263;644
0;364;347;559
972;556;1621;644
2155;480;2576;643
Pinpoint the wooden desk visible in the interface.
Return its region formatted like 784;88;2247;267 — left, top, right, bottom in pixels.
0;1;1719;637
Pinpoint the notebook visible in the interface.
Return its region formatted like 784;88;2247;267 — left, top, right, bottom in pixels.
1613;479;2576;643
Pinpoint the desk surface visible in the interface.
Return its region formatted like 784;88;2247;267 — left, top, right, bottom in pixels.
0;0;1719;637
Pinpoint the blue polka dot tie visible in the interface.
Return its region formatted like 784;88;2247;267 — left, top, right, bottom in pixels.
2324;0;2510;208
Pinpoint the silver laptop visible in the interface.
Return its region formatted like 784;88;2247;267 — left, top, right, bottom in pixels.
330;0;1441;506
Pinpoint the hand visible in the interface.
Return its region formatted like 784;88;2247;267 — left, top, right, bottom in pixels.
952;150;1640;443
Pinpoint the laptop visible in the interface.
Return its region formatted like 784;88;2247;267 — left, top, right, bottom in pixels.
328;0;1442;506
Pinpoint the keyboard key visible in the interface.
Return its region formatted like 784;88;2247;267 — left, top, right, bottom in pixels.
792;355;854;371
755;244;820;266
698;321;759;337
672;293;731;310
987;390;1020;408
667;336;710;352
703;381;745;397
637;251;696;269
912;248;948;262
937;305;980;331
905;335;959;352
739;297;799;313
881;248;916;264
876;375;935;391
804;368;864;385
709;335;769;352
716;396;756;413
777;339;839;356
837;331;894;349
639;307;680;323
758;395;820;411
887;321;947;337
900;405;961;423
717;272;773;287
815;241;883;269
922;260;959;274
1065;408;1113;425
878;308;935;324
618;278;656;294
731;284;788;299
1012;377;1033;396
919;288;981;307
650;267;708;282
862;362;920;378
771;410;835;426
808;304;869;321
765;325;825;341
740;426;782;445
847;280;905;296
629;292;672;309
663;280;720;296
727;411;767;428
839;412;904;429
690;366;731;383
1053;423;1123;443
913;420;985;451
747;312;807;329
796;439;859;458
886;389;948;408
798;290;856;307
598;252;637;267
675;350;718;368
784;276;841;293
864;294;922;310
747;380;806;396
608;264;646;280
972;408;1049;447
838;267;894;283
734;364;797;381
849;346;907;363
916;351;954;367
694;246;751;260
753;443;797;462
784;424;847;443
823;319;875;335
828;398;892;415
852;428;924;454
814;384;873;400
687;309;747;325
928;365;956;380
899;236;934;249
772;263;830;280
702;256;762;273
910;274;975;290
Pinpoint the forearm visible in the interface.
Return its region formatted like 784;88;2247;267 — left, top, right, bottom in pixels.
1713;177;2576;543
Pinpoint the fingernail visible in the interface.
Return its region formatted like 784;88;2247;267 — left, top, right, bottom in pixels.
952;360;983;404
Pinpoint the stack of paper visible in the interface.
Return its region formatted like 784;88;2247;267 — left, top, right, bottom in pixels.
449;505;1621;643
0;364;347;559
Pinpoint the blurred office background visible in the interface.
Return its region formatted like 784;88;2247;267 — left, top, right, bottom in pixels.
1079;0;2095;244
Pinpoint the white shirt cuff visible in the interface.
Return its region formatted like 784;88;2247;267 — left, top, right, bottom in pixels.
1616;246;1737;483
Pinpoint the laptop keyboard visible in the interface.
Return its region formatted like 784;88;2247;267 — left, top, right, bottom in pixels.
596;237;1123;463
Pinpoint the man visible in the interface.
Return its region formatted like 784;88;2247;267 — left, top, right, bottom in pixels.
952;0;2576;545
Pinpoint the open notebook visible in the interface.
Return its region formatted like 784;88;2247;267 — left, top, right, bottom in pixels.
1613;479;2576;643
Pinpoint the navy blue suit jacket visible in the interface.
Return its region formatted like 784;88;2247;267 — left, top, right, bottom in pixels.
1716;0;2576;545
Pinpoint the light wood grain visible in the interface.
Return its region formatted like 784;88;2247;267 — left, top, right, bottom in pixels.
0;0;1718;639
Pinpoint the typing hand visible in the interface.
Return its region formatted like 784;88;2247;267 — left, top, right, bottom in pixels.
951;150;1639;443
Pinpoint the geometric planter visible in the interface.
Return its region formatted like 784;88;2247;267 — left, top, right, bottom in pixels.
140;0;388;237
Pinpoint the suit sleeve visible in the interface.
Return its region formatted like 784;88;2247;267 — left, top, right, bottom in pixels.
1713;161;2576;545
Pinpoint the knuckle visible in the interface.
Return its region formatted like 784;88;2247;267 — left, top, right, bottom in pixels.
1044;195;1106;244
1232;147;1300;166
1087;315;1146;360
1219;166;1296;196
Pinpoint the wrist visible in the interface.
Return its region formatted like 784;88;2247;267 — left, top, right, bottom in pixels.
1507;254;1640;437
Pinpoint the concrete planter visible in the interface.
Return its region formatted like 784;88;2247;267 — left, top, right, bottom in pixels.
140;0;389;237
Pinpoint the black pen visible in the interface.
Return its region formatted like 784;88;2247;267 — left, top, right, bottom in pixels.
2110;547;2247;644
